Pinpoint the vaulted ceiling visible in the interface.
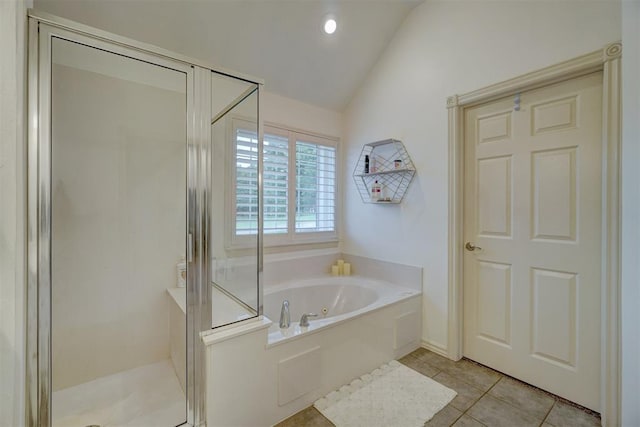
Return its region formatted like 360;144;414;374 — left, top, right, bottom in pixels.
34;0;422;111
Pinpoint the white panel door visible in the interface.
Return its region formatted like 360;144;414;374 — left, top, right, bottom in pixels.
463;72;602;411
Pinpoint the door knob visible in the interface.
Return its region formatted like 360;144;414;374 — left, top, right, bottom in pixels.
465;242;482;252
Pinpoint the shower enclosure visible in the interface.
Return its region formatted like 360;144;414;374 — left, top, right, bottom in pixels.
27;11;262;427
210;74;261;328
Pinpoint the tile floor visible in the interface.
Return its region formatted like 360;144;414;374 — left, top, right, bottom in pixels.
276;348;601;427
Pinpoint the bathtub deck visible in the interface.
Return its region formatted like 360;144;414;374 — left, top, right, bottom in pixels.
275;348;601;427
52;359;185;427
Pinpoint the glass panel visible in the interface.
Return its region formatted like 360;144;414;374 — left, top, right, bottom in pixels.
50;38;187;427
210;72;259;328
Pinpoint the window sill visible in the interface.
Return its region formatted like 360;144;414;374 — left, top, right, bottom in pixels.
225;238;339;257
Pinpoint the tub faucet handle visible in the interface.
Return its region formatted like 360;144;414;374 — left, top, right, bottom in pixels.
300;313;318;327
279;300;290;329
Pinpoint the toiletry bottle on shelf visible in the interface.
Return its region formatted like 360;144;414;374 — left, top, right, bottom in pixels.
379;182;386;200
370;156;377;173
371;180;381;201
364;155;369;174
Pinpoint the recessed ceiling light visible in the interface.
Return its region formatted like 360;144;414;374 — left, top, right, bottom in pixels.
324;18;337;35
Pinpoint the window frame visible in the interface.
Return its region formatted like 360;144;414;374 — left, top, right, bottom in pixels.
228;117;340;250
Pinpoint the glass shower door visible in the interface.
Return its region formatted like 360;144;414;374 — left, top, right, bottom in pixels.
210;73;260;329
49;37;188;427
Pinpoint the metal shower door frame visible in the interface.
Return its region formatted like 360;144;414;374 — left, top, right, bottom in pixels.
24;10;260;426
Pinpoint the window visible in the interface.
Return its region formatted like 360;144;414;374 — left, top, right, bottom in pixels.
295;141;336;233
231;120;338;247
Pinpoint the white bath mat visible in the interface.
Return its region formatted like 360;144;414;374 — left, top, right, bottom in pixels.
314;360;456;427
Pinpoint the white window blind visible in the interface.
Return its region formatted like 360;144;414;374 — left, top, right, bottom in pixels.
263;133;289;234
232;122;338;245
235;129;259;235
235;129;289;235
295;141;336;233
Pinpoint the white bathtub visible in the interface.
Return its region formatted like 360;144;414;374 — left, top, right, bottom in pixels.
204;272;422;427
264;276;421;345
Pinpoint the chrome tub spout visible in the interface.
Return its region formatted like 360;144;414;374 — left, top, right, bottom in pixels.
279;300;290;329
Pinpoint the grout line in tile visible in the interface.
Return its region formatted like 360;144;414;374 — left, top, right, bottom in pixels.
543;415;556;427
461;372;499;416
398;358;442;379
448;367;502;427
482;377;557;425
431;364;501;395
540;399;558;426
457;372;559;427
466;413;488;427
449;410;464;427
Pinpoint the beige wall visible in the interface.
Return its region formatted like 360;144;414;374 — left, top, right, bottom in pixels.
262;91;342;137
0;0;29;425
343;0;621;351
51;62;186;390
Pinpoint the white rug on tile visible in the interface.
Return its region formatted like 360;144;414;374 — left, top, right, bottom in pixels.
314;360;456;427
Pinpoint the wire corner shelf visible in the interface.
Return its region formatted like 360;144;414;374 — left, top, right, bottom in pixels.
352;138;416;204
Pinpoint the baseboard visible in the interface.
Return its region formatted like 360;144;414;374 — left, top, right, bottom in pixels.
420;340;450;359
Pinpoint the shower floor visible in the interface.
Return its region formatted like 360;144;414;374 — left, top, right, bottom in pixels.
52;359;185;427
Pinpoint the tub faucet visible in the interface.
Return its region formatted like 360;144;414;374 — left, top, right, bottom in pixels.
300;313;318;327
279;300;290;329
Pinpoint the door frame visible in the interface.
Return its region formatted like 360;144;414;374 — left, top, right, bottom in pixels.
447;42;622;425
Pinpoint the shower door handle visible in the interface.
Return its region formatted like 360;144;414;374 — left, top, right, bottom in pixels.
187;233;194;262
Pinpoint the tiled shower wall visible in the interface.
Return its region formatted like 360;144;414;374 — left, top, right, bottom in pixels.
50;63;185;390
